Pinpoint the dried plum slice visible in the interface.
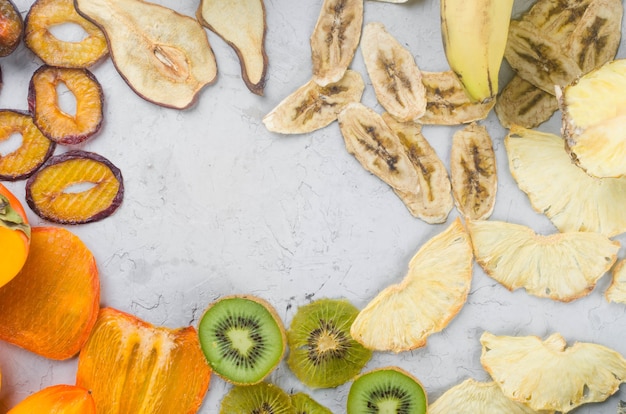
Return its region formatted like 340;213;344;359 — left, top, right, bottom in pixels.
25;0;108;68
28;65;103;145
0;110;55;180
0;0;23;57
25;150;123;224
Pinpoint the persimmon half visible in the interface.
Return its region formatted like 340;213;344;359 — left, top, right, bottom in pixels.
7;384;96;414
0;226;99;359
0;183;30;288
76;307;212;414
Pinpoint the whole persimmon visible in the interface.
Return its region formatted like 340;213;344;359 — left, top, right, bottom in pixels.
0;183;30;288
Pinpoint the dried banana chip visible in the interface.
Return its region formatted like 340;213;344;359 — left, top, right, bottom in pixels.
310;0;363;86
495;75;558;128
361;22;426;122
504;20;582;95
382;112;453;224
605;259;626;304
419;71;495;125
429;378;544;414
524;0;593;42
468;220;619;302
558;58;626;178
350;219;473;352
505;126;626;237
480;331;626;413
338;102;419;195
263;70;364;134
450;123;496;220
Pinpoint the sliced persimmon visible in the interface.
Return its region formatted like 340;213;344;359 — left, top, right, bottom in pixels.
0;182;30;288
0;110;55;180
26;150;123;224
7;384;96;414
28;65;103;145
76;307;212;414
0;226;99;360
24;0;108;68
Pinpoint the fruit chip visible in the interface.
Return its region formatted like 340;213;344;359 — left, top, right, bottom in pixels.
468;220;619;302
220;382;293;414
24;0;108;68
480;331;626;413
7;385;96;414
0;109;55;180
25;150;124;224
605;259;626;304
494;75;559;129
28;65;103;145
290;393;332;414
0;0;23;57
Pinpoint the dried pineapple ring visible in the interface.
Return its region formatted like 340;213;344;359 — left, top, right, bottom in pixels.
25;150;123;224
24;0;108;68
605;259;626;304
28;65;103;145
0;110;55;180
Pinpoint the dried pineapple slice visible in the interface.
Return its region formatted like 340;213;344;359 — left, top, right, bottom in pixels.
468;220;619;302
558;59;626;178
605;259;626;304
495;75;559;129
505;125;626;237
350;218;473;352
429;378;544;414
480;331;626;413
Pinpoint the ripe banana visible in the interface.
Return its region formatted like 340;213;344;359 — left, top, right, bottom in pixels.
440;0;514;103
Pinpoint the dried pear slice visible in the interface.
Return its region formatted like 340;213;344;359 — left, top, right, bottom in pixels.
558;59;626;178
565;0;623;73
0;110;55;180
429;378;544;414
263;70;364;134
419;71;495;125
382;112;453;224
361;22;426;122
480;331;626;413
468;220;619;302
310;0;363;86
196;0;267;95
606;259;626;304
28;65;103;145
26;150;123;224
504;20;582;95
338;102;419;195
505;126;626;237
75;0;217;109
450;123;496;220
495;75;559;129
350;219;473;352
25;0;108;68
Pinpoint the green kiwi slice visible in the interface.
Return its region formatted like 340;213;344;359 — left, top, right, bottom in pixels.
347;367;428;414
290;392;333;414
220;382;295;414
198;295;286;385
287;298;372;388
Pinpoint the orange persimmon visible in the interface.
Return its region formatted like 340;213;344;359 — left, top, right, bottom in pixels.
7;384;96;414
0;226;99;359
0;183;30;288
76;307;212;414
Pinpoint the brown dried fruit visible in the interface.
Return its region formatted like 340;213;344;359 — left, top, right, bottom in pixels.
28;65;103;145
0;0;23;57
26;150;124;224
495;75;559;129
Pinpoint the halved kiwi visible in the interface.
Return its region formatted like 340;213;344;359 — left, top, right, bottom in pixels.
286;298;372;389
220;382;295;414
290;392;332;414
347;367;428;414
198;295;286;385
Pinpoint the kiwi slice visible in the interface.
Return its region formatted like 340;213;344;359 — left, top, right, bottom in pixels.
290;392;332;414
198;295;286;385
347;367;428;414
220;382;295;414
287;298;372;388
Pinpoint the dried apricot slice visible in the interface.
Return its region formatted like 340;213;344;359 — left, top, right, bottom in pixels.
0;226;99;360
28;65;103;145
7;384;96;414
0;0;23;57
0;110;55;180
76;307;212;414
24;0;108;68
26;150;123;224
